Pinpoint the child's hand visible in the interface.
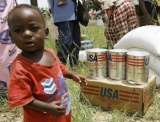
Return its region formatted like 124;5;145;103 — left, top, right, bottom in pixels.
65;71;87;86
25;99;66;117
72;74;87;86
48;101;66;117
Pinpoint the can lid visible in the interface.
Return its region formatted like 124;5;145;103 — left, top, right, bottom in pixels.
109;49;128;53
127;51;150;56
81;40;93;44
86;48;108;52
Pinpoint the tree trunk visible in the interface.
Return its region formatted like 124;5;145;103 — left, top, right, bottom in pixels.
30;0;38;7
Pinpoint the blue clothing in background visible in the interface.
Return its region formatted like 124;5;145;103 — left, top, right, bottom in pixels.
48;0;81;67
48;0;77;23
56;21;81;66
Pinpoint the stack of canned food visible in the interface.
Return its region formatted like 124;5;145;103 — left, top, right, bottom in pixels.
86;48;150;85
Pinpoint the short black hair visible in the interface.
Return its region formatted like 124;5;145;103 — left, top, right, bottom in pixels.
7;4;46;27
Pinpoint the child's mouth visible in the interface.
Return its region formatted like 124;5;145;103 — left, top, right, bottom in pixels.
25;41;35;47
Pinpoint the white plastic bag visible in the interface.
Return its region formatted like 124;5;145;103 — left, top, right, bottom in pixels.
114;26;160;56
79;50;87;62
149;68;160;85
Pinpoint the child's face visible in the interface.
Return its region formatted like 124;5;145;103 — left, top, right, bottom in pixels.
9;8;47;52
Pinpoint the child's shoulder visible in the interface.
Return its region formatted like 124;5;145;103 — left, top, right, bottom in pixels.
11;55;28;74
45;48;58;56
12;54;22;65
45;47;56;53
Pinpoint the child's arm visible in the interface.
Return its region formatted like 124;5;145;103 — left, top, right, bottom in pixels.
25;99;66;117
64;70;87;86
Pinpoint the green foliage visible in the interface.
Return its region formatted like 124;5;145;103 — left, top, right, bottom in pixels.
81;22;106;48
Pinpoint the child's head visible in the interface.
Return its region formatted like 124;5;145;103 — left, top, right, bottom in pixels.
8;4;48;53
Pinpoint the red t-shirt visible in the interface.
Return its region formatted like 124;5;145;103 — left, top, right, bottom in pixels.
8;48;71;122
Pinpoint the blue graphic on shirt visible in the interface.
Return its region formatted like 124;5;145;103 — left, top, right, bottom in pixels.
60;92;71;115
0;0;7;12
41;78;57;94
0;15;7;24
7;63;11;72
58;77;71;114
44;76;71;115
59;77;68;92
8;46;17;57
0;30;12;45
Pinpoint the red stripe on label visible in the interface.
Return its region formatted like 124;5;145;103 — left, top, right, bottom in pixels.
127;62;145;65
97;54;107;56
127;58;144;61
98;59;106;62
119;90;139;95
119;94;139;99
97;56;106;60
112;57;126;60
144;92;148;98
83;88;99;92
144;90;148;95
144;90;149;101
144;95;149;103
83;85;100;89
120;98;139;103
127;60;145;63
111;55;125;57
127;63;145;67
98;55;106;57
83;91;99;96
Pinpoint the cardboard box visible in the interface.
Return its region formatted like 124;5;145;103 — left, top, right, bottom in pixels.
81;75;156;115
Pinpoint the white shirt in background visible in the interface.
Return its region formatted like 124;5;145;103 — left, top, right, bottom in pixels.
129;0;139;5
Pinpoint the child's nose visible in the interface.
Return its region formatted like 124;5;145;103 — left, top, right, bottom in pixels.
23;30;32;37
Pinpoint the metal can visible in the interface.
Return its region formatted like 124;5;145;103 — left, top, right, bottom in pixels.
126;51;150;85
108;49;128;80
87;48;108;79
81;40;93;50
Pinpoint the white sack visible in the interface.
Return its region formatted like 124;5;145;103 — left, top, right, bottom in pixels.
79;50;87;62
114;25;160;56
149;68;160;85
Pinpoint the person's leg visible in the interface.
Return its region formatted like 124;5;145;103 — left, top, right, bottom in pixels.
56;21;73;65
69;20;81;67
144;1;159;25
149;1;159;25
157;6;160;25
139;1;152;26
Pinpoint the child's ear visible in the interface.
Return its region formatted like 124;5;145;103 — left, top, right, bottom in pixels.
45;28;49;39
9;31;15;43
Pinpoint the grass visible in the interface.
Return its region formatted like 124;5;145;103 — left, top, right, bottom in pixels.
0;19;160;122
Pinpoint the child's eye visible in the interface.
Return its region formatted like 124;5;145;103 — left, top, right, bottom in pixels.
14;28;23;33
31;26;39;32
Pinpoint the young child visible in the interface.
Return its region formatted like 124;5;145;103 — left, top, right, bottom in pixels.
7;4;87;122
